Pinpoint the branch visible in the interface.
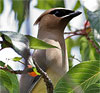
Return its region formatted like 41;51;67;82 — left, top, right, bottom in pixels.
32;58;54;93
69;56;82;63
64;29;83;35
16;61;25;65
86;35;100;54
64;30;86;39
65;24;100;54
0;66;33;74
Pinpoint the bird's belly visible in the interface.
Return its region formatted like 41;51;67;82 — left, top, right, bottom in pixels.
32;68;62;93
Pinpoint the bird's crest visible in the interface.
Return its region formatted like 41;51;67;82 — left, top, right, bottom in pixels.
34;8;65;25
34;9;53;25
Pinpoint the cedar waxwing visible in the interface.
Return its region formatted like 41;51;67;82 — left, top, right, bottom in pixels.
20;8;81;93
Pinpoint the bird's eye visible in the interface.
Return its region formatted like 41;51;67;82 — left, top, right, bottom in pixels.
54;10;62;17
49;10;66;17
49;9;74;17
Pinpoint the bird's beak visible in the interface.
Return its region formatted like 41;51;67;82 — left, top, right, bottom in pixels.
68;11;82;18
60;10;82;29
62;11;82;19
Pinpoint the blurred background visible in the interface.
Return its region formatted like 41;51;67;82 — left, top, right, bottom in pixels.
0;0;99;70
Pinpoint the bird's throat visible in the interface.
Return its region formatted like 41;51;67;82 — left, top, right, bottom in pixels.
38;29;69;73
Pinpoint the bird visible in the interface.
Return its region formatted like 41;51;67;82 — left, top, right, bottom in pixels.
20;8;81;93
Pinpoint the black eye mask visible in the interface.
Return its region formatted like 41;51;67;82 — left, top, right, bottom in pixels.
49;9;74;17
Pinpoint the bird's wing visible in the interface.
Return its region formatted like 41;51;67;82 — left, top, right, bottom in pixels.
20;73;41;93
20;49;47;93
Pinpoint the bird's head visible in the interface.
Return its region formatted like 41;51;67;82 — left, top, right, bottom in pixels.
34;8;81;31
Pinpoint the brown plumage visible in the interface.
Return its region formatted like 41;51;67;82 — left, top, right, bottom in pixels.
20;8;81;93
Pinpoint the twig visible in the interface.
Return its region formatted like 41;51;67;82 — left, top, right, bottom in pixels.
19;61;25;65
0;66;23;74
64;24;100;54
0;66;33;74
69;56;82;63
12;60;25;66
86;35;100;54
74;58;81;62
66;34;79;39
32;58;54;93
64;30;86;39
64;29;82;34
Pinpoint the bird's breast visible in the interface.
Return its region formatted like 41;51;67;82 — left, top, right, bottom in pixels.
33;38;67;75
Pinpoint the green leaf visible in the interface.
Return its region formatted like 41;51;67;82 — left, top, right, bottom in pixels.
0;31;30;59
0;69;19;93
94;39;100;49
85;83;100;93
89;42;100;60
12;0;25;32
83;7;88;19
0;70;13;93
0;61;5;67
12;57;22;61
7;71;19;93
0;0;3;14
54;60;100;93
80;37;90;61
87;9;100;44
80;36;100;61
0;61;19;93
74;0;81;10
0;84;9;93
26;35;58;49
35;0;64;9
0;34;13;49
65;38;74;57
65;38;74;68
87;9;100;34
0;61;12;69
